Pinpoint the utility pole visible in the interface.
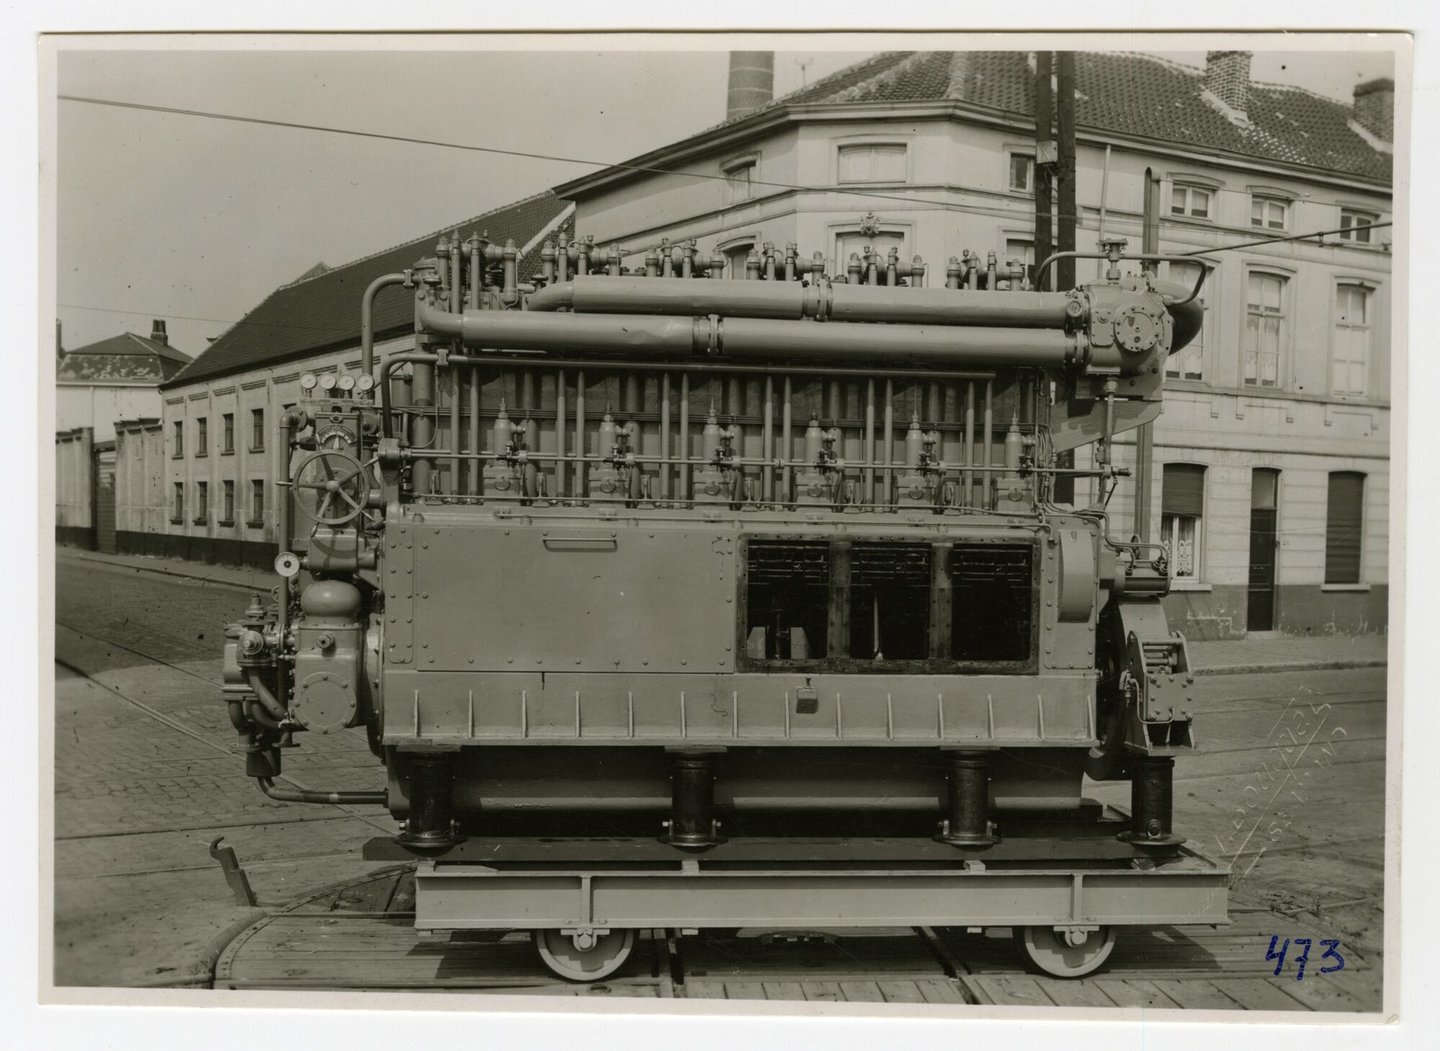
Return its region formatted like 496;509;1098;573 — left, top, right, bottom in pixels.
1034;52;1055;280
1056;52;1077;293
1133;167;1162;541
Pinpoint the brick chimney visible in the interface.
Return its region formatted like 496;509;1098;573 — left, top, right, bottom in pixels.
727;52;774;121
150;319;168;346
1204;50;1252;118
1353;78;1394;143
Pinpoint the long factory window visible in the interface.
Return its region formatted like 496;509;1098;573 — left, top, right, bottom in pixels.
741;537;1036;672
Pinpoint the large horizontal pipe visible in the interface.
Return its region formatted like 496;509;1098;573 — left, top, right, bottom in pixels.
415;298;1101;371
527;275;1075;328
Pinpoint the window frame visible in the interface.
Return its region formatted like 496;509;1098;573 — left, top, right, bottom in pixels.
1006;150;1035;193
1165;259;1214;382
1243;267;1292;389
221;412;235;455
1249;193;1290;232
193;480;209;525
1161;463;1207;583
250;408;265;452
1339;207;1380;244
1331;281;1375;397
717;235;758;280
835;140;910;185
220;479;236;526
1170;180;1217;221
1324;471;1366;585
248;479;266;528
170;481;184;524
720;152;760;203
195;416;208;458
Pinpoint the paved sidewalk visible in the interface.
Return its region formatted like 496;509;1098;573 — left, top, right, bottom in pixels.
56;546;1389;674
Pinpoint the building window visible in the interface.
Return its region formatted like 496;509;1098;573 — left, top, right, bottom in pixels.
193;481;209;525
1171;183;1213;220
1244;272;1287;387
222;413;235;455
1007;152;1034;193
1166;261;1209;381
172;421;183;458
1250;195;1288;231
723;241;755;279
171;482;184;523
249;479;266;526
220;480;235;525
1339;208;1378;244
835;230;905;281
1004;238;1035;287
251;408;265;452
1161;464;1206;581
1333;284;1372;396
723;157;756;202
1325;472;1365;584
195;417;208;457
837;143;907;184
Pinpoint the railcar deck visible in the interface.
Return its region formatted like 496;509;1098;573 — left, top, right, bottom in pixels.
212;865;1379;1010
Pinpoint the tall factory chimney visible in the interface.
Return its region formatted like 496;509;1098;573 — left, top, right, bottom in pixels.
727;52;774;121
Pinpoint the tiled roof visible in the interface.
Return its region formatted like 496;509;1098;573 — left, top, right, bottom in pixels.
163;191;573;388
738;51;1391;185
57;332;193;384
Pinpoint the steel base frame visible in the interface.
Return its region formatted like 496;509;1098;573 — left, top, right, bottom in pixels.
412;853;1230;932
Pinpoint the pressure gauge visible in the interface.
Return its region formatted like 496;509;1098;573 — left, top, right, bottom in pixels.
337;373;356;392
299;372;318;391
318;373;338;392
354;374;376;394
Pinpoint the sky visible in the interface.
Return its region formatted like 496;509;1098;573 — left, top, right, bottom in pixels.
53;39;1397;361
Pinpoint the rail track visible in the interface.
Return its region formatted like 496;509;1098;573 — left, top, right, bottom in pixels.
211;864;1377;1009
54;583;1386;1009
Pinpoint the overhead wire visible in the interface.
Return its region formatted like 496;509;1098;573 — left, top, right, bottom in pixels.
57;93;1392;329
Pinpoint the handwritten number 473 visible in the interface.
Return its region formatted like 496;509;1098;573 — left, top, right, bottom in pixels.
1267;935;1345;980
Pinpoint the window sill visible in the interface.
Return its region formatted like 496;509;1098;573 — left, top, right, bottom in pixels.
221;450;235;457
171;455;184;460
169;517;183;525
217;519;235;528
195;453;208;459
1321;583;1371;592
191;517;209;526
245;519;265;529
1169;581;1212;592
249;446;265;454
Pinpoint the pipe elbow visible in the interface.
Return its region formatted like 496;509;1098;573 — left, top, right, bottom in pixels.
1153;280;1204;352
526;281;573;312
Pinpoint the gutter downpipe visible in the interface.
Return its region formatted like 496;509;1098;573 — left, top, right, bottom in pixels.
361;273;411;378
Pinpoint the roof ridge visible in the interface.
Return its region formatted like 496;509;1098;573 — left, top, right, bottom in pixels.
279;188;563;290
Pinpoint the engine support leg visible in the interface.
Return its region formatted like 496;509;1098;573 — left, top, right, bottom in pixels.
937;750;997;846
399;753;458;851
662;751;724;849
1124;755;1184;849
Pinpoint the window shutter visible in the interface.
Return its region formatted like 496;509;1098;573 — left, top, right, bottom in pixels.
1325;472;1365;584
1162;464;1205;517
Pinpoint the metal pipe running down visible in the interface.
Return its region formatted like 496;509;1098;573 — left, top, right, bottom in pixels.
415;299;1094;371
360;273;411;377
526;275;1076;329
256;777;387;807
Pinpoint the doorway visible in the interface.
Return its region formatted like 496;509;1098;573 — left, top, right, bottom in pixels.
1247;468;1280;631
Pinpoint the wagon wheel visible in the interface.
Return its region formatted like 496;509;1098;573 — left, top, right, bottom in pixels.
292;450;371;527
1014;925;1117;978
533;928;636;982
